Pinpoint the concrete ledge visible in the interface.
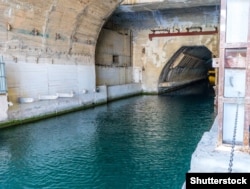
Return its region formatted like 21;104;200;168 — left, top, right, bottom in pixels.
107;83;142;101
182;116;250;189
0;83;142;128
189;116;250;173
0;100;98;129
158;78;207;94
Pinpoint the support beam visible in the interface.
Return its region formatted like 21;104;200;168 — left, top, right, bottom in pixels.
149;28;218;41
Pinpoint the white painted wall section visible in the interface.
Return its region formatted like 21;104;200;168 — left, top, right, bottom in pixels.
0;95;8;121
6;62;96;104
223;103;244;144
107;83;142;100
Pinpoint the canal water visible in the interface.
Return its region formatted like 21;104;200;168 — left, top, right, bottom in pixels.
0;86;215;189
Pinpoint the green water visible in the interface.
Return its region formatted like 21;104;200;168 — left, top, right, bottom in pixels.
0;94;215;189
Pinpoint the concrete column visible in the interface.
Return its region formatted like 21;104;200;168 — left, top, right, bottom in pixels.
218;0;250;147
0;95;8;121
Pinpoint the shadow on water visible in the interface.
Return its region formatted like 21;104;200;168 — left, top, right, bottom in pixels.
160;79;215;97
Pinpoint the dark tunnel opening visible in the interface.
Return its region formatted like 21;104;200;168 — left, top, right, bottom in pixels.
158;46;214;96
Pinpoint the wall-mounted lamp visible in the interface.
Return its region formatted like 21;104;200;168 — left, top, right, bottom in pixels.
142;66;145;71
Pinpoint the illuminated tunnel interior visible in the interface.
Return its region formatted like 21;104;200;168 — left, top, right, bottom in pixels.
158;46;213;94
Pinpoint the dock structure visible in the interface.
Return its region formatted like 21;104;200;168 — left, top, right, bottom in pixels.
217;0;250;148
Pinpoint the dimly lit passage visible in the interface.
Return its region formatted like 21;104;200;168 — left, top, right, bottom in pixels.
158;46;212;94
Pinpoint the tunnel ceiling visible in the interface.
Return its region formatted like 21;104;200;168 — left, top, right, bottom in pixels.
0;0;123;58
0;0;220;60
158;46;212;93
105;0;220;31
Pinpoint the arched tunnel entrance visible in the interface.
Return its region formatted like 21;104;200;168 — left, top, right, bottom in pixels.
158;46;213;95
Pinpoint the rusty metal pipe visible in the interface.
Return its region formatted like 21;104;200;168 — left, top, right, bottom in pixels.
149;29;218;41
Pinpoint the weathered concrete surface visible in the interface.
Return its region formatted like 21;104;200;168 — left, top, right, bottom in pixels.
0;0;221;124
120;0;220;10
96;66;134;86
0;83;142;127
181;116;250;188
134;30;217;93
0;0;120;57
0;95;8;121
0;0;123;125
95;28;133;86
107;83;142;100
190;116;250;173
5;61;95;104
95;29;131;67
107;5;219;93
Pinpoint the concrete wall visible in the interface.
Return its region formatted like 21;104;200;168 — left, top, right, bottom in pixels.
0;1;220;125
0;95;8;121
107;6;220;93
107;83;142;100
95;29;131;67
5;58;95;104
96;66;134;86
0;0;120;56
189;117;250;173
2;83;142;126
0;0;125;125
133;32;218;93
95;29;133;86
3;55;98;123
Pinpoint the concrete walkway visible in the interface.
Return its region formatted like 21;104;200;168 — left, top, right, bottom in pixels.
182;116;250;188
189;116;250;173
